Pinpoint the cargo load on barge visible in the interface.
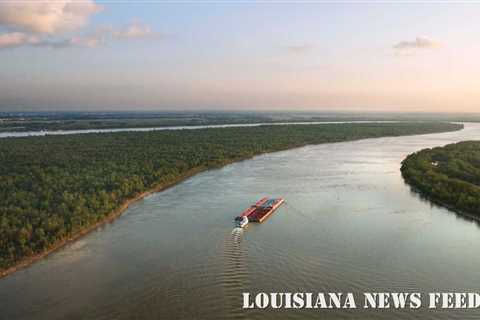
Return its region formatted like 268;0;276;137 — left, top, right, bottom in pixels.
234;197;285;228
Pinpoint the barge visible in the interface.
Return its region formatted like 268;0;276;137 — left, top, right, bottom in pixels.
234;197;285;227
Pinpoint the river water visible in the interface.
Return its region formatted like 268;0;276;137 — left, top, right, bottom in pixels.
2;123;480;320
0;121;398;138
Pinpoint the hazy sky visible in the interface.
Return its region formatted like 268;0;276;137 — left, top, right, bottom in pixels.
1;1;480;112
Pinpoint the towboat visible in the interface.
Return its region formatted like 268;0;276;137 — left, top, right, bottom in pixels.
234;197;285;227
234;216;249;228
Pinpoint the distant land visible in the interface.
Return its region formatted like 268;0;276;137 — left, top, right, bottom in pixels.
0;111;478;133
0;122;462;277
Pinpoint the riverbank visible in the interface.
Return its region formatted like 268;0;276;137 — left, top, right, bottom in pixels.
0;121;420;139
0;153;277;279
0;167;206;278
405;183;480;225
0;122;464;278
0;145;299;279
401;140;480;222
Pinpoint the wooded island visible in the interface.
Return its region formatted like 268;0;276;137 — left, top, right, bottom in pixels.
402;139;480;218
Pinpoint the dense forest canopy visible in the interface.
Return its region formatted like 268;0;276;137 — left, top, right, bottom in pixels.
0;122;462;271
402;140;480;217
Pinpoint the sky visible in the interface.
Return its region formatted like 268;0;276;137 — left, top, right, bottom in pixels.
0;1;480;112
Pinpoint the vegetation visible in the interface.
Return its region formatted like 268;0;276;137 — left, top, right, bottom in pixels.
0;111;275;132
402;140;480;217
0;122;462;271
2;111;479;133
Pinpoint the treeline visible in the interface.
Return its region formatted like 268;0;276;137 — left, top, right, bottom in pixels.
401;140;480;217
0;112;272;132
0;122;462;270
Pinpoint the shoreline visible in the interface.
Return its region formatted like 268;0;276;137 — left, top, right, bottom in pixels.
0;124;463;279
0;154;256;279
0;166;209;279
400;138;480;225
0;120;445;139
403;176;480;225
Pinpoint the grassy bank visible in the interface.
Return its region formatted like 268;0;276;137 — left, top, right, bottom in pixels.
0;122;463;276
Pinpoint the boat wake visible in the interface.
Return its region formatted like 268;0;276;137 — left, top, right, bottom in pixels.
231;227;244;237
221;230;250;319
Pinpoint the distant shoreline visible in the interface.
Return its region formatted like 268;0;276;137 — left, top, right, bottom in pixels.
0;120;405;138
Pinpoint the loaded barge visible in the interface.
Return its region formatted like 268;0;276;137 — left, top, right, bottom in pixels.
234;197;285;228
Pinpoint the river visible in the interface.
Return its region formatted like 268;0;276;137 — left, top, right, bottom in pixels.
0;121;399;138
1;123;480;319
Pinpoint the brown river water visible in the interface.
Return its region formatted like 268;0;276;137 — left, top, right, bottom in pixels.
2;123;480;319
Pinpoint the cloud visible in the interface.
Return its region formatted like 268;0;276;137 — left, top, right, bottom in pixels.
62;23;159;48
0;13;161;49
0;0;101;34
393;37;440;50
32;36;98;49
57;23;156;48
0;0;103;49
0;31;102;49
0;32;39;49
113;23;155;39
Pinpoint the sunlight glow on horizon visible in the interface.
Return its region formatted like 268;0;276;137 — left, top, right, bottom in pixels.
0;2;479;112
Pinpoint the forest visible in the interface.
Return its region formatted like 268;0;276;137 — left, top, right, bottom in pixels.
2;111;479;133
0;122;462;271
402;140;480;217
0;111;274;132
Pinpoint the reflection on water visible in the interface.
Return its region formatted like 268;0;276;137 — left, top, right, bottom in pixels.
2;123;480;319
